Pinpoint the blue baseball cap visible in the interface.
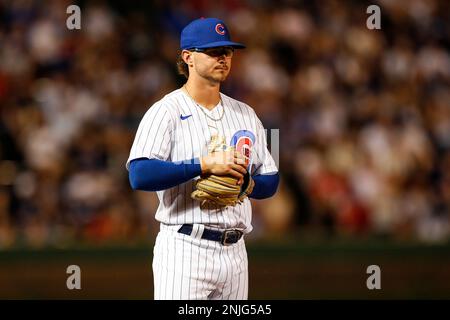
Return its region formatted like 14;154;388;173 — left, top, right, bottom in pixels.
180;17;245;50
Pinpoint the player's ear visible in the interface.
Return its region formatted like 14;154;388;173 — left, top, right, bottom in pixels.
181;50;193;66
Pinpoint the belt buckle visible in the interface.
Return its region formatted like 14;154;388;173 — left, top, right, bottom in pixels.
221;229;243;246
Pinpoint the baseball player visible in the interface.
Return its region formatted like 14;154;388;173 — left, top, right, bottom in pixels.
127;17;279;300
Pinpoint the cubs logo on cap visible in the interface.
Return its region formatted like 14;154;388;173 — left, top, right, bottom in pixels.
215;23;226;35
180;17;245;50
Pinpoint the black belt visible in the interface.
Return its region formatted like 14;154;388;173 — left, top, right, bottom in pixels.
178;224;243;245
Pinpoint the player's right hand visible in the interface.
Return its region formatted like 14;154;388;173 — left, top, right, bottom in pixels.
200;151;247;185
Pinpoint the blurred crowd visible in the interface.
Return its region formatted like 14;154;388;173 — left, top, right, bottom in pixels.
0;0;449;248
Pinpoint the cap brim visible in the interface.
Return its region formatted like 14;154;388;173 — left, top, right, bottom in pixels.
192;41;246;49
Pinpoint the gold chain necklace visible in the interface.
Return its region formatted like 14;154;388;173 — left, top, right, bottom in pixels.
183;85;225;122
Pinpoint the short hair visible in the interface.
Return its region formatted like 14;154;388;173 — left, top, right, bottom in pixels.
176;51;189;79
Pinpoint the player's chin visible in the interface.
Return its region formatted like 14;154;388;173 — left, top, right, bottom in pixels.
208;74;228;83
213;69;230;81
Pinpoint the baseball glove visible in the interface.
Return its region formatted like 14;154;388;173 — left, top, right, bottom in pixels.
191;136;254;208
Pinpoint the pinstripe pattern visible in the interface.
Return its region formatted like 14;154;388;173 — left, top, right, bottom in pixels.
153;225;248;300
128;88;277;300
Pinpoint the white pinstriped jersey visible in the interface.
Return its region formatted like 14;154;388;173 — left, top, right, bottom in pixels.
126;88;278;234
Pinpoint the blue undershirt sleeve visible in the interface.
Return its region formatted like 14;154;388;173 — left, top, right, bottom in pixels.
248;173;280;200
129;157;279;199
129;157;202;192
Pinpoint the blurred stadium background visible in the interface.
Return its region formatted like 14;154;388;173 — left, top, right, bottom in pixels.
0;0;449;299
